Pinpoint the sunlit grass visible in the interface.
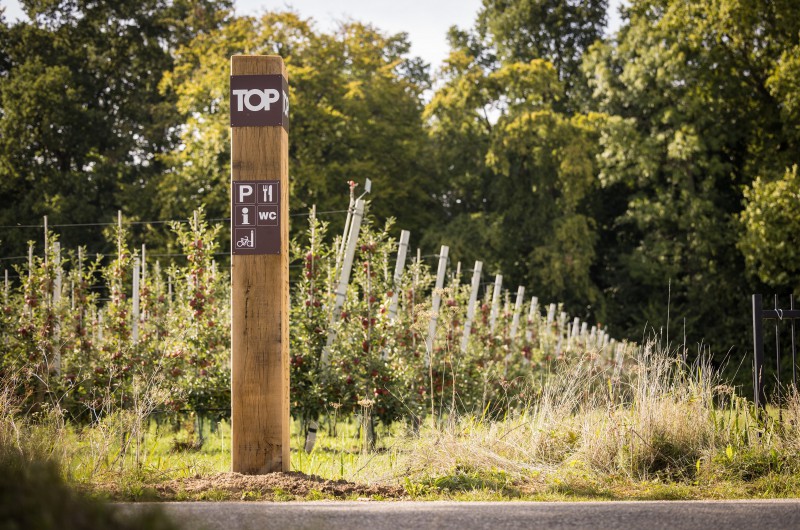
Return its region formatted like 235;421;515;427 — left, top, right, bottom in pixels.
58;413;404;489
5;341;800;501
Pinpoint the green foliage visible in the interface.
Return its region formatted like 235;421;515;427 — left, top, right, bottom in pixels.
426;46;603;314
324;215;415;423
578;0;800;366
158;11;440;246
3;0;800;429
1;194;629;438
409;466;519;496
478;0;608;106
0;210;229;419
3;0;798;385
739;166;800;291
713;446;786;482
289;211;335;422
6;342;800;501
0;0;232;257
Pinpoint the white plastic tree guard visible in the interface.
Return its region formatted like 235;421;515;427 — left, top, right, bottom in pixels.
460;260;483;354
388;230;410;322
425;245;449;366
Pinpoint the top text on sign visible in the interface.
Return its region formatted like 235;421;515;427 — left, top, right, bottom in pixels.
230;74;289;129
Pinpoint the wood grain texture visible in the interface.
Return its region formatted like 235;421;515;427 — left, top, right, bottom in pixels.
230;55;290;473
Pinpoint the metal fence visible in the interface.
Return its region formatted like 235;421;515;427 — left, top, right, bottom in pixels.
752;294;798;407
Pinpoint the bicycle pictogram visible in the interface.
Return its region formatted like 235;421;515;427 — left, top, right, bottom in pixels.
236;230;254;248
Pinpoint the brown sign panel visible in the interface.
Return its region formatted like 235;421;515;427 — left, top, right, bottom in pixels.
232;180;281;255
230;75;289;129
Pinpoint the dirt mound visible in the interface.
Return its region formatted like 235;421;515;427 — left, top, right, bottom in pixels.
156;472;406;501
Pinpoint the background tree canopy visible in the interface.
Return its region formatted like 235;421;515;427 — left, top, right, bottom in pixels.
158;11;439;252
1;0;798;386
0;0;231;254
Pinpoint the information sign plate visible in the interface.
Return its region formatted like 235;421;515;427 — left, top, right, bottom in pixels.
232;180;280;255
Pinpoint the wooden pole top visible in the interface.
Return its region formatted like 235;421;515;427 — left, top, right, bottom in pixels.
231;55;287;77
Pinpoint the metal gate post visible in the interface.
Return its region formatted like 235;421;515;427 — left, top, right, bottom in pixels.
752;294;765;408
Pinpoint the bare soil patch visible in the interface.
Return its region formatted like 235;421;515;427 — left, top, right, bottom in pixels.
154;472;406;501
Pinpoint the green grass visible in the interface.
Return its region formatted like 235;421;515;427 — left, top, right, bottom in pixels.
55;413;406;500
8;409;800;502
5;343;800;502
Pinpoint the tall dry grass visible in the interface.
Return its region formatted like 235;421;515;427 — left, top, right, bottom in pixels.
0;363;178;485
397;340;800;487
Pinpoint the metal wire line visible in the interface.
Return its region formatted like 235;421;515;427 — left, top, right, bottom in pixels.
0;209;348;230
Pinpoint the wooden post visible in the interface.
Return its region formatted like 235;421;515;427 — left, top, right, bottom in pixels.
529;296;539;319
141;244;147;280
43;216;48;266
77;248;83;318
141;244;147;321
117;211;123;257
546;303;556;325
53;242;62;304
335;189;356;279
230;55;290;473
27;244;33;318
569;317;580;354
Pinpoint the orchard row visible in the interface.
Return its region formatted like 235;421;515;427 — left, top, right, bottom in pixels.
0;204;633;425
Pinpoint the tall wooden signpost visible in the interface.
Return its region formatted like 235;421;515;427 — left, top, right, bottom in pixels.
230;55;290;473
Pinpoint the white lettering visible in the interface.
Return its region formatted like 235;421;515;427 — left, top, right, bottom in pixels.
265;89;280;108
238;184;253;203
232;89;248;112
244;90;265;111
258;211;277;221
233;88;281;112
283;90;289;117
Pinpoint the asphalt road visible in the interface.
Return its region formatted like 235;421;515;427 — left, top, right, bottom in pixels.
117;500;800;530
